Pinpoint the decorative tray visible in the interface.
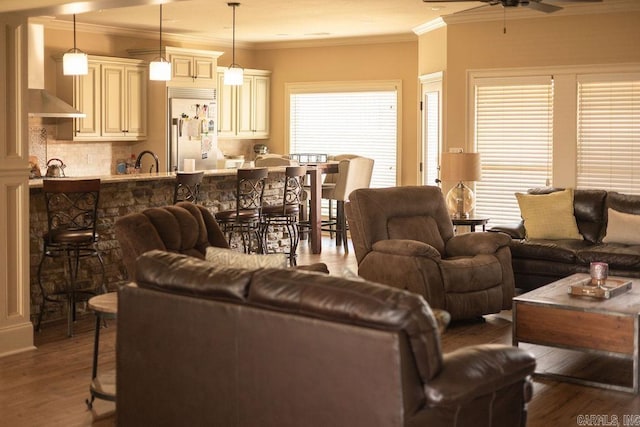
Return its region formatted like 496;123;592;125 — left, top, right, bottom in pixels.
568;277;632;299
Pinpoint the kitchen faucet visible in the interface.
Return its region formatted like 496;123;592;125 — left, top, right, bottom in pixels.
135;150;159;174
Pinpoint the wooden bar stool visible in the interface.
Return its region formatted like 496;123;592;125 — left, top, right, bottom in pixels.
36;178;106;337
215;168;268;253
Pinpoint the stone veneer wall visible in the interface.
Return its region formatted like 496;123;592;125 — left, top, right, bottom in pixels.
29;171;289;325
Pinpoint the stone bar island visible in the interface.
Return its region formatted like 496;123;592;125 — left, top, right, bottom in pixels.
29;168;289;326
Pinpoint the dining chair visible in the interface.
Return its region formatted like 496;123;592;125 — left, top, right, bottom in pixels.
215;168;269;253
321;156;374;252
36;178;106;337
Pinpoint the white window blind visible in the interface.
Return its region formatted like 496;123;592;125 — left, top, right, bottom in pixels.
289;90;398;188
577;74;640;193
473;76;553;225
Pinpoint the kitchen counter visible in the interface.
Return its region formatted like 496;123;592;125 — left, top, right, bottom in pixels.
28;167;288;188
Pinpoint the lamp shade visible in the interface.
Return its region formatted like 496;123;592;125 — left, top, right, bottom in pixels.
62;50;88;76
149;59;171;81
224;66;244;85
440;152;481;182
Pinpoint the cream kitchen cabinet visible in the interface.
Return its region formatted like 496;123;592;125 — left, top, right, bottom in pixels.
101;63;147;139
217;68;270;139
166;47;219;86
56;56;147;141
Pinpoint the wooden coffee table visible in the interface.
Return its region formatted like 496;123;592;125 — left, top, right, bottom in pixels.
513;273;640;394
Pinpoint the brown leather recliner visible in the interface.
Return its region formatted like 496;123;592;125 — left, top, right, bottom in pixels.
115;202;328;279
117;250;535;427
345;185;515;320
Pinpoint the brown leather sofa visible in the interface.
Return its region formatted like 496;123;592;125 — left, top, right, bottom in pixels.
117;250;536;427
345;186;515;320
114;202;328;278
491;187;640;291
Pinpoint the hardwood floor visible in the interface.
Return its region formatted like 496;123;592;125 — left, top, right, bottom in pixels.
1;237;638;426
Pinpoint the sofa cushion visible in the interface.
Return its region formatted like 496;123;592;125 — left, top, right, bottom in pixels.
205;246;288;270
515;189;582;240
440;255;503;293
603;208;640;245
509;239;590;263
577;244;640;269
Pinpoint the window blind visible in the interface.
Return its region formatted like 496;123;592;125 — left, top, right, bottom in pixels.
473;76;553;225
425;91;440;186
577;74;640;193
289;90;398;188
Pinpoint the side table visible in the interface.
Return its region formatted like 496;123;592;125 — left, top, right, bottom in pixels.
85;292;118;409
451;216;490;232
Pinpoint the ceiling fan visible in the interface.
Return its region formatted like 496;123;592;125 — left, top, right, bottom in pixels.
422;0;603;14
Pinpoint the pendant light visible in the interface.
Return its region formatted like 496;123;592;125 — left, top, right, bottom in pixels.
149;3;171;81
224;2;244;86
63;14;88;76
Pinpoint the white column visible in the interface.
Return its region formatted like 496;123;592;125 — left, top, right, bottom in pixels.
0;15;34;357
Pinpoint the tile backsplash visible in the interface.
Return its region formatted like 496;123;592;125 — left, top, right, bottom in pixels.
29;117;264;177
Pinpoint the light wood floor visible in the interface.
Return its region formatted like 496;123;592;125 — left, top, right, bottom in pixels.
2;237;639;426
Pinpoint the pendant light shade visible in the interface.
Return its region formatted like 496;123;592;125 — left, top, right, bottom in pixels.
224;2;244;86
149;4;171;81
63;15;88;76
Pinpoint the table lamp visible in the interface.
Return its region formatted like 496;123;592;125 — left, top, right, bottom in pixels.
440;151;481;219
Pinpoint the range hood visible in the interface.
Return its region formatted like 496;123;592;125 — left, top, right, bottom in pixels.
28;24;85;118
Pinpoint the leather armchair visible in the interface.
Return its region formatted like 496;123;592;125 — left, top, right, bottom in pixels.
117;250;535;427
345;185;515;320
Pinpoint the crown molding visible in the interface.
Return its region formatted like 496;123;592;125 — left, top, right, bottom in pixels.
29;15;251;49
254;33;418;50
413;17;446;36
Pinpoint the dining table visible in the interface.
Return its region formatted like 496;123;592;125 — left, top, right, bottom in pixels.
305;162;339;254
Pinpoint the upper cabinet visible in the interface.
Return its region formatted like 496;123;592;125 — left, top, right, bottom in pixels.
217;68;271;139
128;47;223;89
56;55;147;142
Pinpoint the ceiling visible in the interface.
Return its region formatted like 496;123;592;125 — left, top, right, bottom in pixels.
0;0;634;46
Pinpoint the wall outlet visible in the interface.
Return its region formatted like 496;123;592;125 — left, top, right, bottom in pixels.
449;147;463;153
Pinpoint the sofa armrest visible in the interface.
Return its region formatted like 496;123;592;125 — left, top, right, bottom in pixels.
489;222;526;240
372;239;441;260
424;344;536;406
446;232;511;257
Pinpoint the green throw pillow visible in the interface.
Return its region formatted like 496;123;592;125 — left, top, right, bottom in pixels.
515;189;582;240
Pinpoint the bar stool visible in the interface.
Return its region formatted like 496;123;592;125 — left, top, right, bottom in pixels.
36;178;106;337
261;166;307;266
321;154;359;238
173;171;204;204
321;156;374;252
215;168;268;253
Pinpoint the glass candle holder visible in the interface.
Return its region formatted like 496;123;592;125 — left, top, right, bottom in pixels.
589;262;608;287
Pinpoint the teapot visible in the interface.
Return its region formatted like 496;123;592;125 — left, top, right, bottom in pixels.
45;158;66;178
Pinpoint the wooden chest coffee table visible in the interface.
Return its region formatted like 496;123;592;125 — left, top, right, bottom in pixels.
513;273;640;394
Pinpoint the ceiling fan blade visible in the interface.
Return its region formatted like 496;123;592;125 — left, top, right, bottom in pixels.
527;1;562;13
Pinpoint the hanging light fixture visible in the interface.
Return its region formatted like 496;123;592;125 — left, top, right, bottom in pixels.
63;14;88;76
224;2;244;86
149;3;171;81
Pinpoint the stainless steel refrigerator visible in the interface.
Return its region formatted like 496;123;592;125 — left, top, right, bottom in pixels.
168;88;219;171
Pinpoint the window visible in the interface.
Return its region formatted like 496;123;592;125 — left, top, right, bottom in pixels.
472;76;553;225
287;82;400;188
577;74;640;193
